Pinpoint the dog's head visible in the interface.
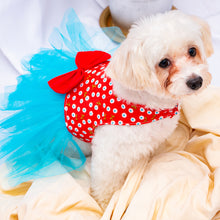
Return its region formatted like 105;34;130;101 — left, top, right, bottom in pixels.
107;10;213;99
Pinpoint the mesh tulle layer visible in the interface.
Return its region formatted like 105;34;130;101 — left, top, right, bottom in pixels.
0;9;122;186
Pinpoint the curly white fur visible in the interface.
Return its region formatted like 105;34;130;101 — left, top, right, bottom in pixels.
76;10;213;208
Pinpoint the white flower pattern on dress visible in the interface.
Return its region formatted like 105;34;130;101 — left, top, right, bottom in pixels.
64;62;179;143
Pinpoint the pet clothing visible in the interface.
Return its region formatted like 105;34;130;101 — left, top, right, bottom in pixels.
49;51;179;143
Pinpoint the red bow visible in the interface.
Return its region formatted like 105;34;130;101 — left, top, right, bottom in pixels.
48;51;111;94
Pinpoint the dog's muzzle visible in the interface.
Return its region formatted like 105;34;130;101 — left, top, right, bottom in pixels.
186;76;203;90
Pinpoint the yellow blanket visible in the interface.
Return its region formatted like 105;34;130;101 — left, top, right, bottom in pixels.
1;87;220;220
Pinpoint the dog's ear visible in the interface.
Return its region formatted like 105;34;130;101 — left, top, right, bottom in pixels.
106;39;158;91
191;15;214;57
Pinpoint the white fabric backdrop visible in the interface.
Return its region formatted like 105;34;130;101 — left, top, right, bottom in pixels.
0;0;220;90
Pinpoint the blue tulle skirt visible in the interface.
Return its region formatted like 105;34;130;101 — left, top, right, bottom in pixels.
0;9;123;186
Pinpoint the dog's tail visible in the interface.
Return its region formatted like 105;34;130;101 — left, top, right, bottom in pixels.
0;9;122;187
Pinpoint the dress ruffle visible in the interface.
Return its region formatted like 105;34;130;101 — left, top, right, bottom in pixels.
0;9;122;186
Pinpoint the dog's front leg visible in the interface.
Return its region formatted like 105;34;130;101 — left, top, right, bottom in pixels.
89;123;160;208
90;141;129;209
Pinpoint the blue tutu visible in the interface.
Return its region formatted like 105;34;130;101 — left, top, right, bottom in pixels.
0;9;123;186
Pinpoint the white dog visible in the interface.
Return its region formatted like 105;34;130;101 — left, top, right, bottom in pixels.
64;10;213;208
0;9;213;209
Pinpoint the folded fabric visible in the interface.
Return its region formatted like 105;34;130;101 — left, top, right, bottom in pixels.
0;87;219;220
103;87;220;220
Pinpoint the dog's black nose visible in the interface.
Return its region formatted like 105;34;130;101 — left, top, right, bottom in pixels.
186;76;203;90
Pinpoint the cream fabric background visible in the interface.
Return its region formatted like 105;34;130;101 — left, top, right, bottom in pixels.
1;88;220;220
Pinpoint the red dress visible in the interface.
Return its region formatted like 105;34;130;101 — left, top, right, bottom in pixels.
49;51;179;143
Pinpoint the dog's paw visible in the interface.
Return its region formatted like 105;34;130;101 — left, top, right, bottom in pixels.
90;185;113;210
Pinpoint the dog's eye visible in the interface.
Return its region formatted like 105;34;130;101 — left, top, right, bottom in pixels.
159;58;171;68
188;47;196;57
